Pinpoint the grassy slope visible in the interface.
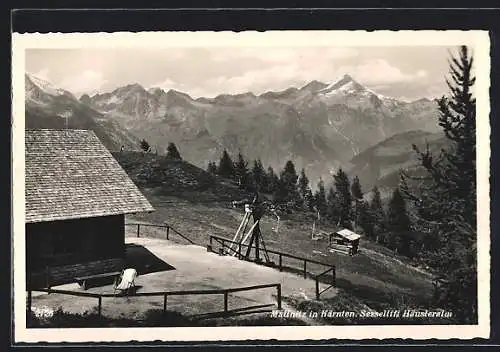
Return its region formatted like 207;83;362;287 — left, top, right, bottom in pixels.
115;151;436;317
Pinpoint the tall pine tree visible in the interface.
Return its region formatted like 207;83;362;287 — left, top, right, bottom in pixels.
234;152;249;188
313;178;327;217
297;168;313;210
358;200;375;239
333;168;353;229
252;159;266;191
326;186;338;222
351;175;364;228
166;142;182;160
385;188;413;256
277;160;300;205
217;149;235;179
370;186;386;243
266;166;280;195
400;46;477;323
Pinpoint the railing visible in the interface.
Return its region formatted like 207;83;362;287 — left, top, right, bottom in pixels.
208;235;336;300
27;283;281;319
125;222;196;245
315;267;336;300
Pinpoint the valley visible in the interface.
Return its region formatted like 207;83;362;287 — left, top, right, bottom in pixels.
115;151;440;321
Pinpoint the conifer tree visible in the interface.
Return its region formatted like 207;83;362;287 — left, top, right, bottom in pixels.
234;152;249;188
252;159;266;190
313;178;327;216
400;46;477;323
351;176;363;200
351;176;364;227
297;168;313;209
303;188;314;211
207;161;217;174
166;142;182;160
358;200;375;239
277;160;300;205
266;166;280;195
370;186;386;243
326;186;338;222
386;188;413;256
333;168;352;229
217;149;235;179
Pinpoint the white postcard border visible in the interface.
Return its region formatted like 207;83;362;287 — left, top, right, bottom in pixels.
12;30;491;343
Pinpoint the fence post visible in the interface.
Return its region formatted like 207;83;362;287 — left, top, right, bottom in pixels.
163;294;168;312
277;284;282;310
166;226;170;240
332;267;336;286
137;224;140;238
303;260;307;278
210;236;213;247
224;291;228;313
98;296;102;317
279;254;282;272
238;242;242;259
316;278;320;300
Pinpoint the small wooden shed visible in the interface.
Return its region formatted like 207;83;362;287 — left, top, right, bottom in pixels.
328;229;361;255
25;129;155;289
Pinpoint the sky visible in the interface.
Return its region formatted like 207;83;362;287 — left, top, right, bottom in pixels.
25;46;457;101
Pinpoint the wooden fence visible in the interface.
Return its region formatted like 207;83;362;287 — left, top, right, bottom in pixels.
27;283;281;319
125;222;196;244
208;235;336;300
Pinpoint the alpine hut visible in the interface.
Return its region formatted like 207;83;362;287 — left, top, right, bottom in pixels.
25;129;154;289
328;228;361;255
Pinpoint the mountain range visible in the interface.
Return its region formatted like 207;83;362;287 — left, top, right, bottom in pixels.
25;74;140;151
25;72;445;190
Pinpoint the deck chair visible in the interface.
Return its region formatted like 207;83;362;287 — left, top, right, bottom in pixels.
113;268;138;295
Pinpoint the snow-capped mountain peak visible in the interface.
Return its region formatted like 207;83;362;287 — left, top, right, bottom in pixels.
300;80;328;93
318;74;366;95
314;73;411;110
26;73;69;97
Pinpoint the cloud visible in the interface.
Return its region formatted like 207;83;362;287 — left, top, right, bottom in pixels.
151;64;304;98
58;69;108;96
150;78;179;90
33;68;51;81
151;56;429;99
210;47;358;64
335;59;428;85
201;64;307;97
184;54;429;98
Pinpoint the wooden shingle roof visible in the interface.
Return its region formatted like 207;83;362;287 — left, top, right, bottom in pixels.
25;129;154;223
335;229;362;241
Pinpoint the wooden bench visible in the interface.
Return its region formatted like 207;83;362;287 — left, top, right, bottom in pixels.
75;271;122;290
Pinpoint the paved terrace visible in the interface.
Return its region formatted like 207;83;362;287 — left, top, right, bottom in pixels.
30;236;337;320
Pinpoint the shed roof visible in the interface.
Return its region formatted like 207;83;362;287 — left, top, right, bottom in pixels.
25;129;154;223
334;228;362;241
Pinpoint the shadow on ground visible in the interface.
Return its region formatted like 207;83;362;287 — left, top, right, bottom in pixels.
125;243;175;275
